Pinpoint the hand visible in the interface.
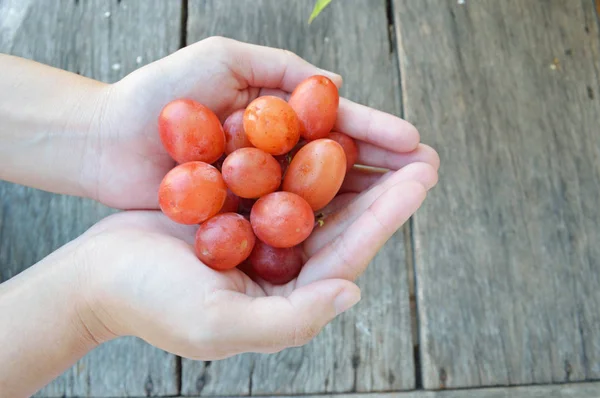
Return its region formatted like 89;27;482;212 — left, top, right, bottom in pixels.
91;36;439;209
77;159;437;359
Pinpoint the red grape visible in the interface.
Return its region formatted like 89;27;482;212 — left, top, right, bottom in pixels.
249;241;304;285
223;109;253;154
222;148;282;198
219;189;240;214
250;192;314;248
243;96;300;155
195;213;255;270
158;98;225;164
288;75;339;141
328;132;358;170
158;162;227;224
282;139;347;211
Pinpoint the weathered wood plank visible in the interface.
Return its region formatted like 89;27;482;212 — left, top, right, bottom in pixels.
105;382;600;397
394;0;600;389
182;0;414;395
0;0;181;396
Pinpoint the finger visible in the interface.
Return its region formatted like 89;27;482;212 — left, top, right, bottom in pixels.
340;168;390;193
222;89;290;122
155;214;199;245
257;88;290;100
89;211;197;245
335;98;420;152
298;181;426;286
305;163;437;257
340;162;438;194
206;279;360;354
219;38;343;92
356;143;441;171
318;193;357;218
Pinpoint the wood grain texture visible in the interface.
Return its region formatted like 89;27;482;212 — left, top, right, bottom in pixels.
394;0;600;389
182;0;414;395
179;382;600;398
0;0;181;396
32;383;600;398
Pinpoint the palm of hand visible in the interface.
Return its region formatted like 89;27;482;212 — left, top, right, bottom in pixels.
87;153;434;360
83;37;439;358
94;41;263;209
93;37;438;210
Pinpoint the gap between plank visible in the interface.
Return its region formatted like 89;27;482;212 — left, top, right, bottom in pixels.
176;356;182;395
180;0;189;49
100;380;600;397
403;218;421;390
384;0;395;54
595;0;600;43
249;360;255;395
386;0;423;389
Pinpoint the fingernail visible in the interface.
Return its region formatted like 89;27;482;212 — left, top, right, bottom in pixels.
334;289;361;315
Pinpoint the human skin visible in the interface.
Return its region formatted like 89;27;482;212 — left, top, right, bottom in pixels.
0;37;439;397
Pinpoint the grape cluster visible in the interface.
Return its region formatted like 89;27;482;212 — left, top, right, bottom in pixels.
157;75;358;284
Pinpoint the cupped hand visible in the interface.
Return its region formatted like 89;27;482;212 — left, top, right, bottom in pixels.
77;160;437;359
92;36;439;209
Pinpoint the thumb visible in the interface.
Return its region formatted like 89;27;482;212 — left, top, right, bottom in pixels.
210;279;361;354
207;37;343;92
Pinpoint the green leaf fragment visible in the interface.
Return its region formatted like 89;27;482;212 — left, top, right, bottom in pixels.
308;0;332;24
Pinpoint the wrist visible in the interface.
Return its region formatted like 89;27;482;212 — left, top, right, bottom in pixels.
0;240;104;396
44;243;109;351
71;83;115;204
0;55;113;199
68;235;122;345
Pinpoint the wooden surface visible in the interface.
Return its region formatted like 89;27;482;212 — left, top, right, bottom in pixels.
0;0;181;396
394;0;600;390
178;382;600;397
3;0;600;396
181;0;415;395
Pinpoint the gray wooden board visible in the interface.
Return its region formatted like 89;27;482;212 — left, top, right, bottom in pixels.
81;382;600;398
394;0;600;390
0;0;181;396
182;0;415;395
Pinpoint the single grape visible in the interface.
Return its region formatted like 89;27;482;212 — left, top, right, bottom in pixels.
282;138;346;211
223;109;253;154
158;98;225;164
195;213;255;270
243;96;300;155
288;75;339;141
249;240;304;285
250;191;314;248
328;132;359;170
158;161;227;224
222;148;282;198
219;189;240;213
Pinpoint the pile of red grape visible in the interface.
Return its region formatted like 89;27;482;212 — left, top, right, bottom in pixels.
157;75;358;284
